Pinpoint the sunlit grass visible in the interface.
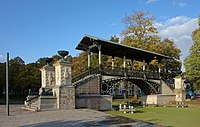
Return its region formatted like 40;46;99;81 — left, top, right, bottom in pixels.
107;99;200;127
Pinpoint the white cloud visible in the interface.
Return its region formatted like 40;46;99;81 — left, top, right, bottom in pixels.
154;16;198;71
0;54;5;63
146;0;158;4
110;23;117;26
172;1;188;7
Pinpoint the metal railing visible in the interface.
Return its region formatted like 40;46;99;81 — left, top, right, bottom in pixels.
101;66;161;80
25;88;53;109
72;67;99;83
72;66;168;85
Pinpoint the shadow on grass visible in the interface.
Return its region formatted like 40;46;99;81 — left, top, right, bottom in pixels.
134;110;144;113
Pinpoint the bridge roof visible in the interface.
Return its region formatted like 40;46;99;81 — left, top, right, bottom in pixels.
76;34;171;62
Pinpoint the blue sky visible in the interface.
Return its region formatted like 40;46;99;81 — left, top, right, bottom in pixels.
0;0;199;69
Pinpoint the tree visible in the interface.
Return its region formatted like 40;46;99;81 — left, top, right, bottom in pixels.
7;57;42;96
0;62;5;95
184;16;200;91
121;10;160;50
119;11;182;98
10;56;25;65
72;52;88;77
159;39;181;77
121;11;181;74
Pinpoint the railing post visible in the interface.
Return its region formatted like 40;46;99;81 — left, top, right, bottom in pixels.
158;64;161;79
98;44;102;94
112;56;114;70
123;55;126;77
87;49;91;70
143;60;146;79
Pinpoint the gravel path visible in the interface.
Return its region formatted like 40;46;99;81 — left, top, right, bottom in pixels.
0;105;158;127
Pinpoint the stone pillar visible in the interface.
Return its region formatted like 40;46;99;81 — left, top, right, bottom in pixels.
53;59;75;110
53;60;72;86
174;77;186;102
40;65;55;90
134;84;138;99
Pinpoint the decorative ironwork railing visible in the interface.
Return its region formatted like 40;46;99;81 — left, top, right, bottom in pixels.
72;67;99;83
101;66;161;80
72;65;172;85
26;88;53;103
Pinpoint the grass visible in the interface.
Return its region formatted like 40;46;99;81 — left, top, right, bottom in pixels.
107;99;200;127
0;95;26;105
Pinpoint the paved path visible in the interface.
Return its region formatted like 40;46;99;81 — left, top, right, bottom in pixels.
0;105;158;127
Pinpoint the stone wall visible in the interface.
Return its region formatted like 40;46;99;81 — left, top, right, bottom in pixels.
53;85;75;110
75;76;100;95
141;94;175;105
38;96;57;111
161;80;174;94
76;94;112;110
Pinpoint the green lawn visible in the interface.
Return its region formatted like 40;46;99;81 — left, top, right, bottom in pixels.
107;107;200;127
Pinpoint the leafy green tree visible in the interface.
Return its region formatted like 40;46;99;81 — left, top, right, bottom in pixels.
121;10;160;50
10;56;25;65
159;39;181;77
121;11;181;75
9;57;24;95
184;16;200;91
0;63;5;95
72;52;88;77
6;56;42;96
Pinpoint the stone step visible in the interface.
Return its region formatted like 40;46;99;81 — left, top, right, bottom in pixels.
40;104;56;110
21;106;38;112
30;104;38;108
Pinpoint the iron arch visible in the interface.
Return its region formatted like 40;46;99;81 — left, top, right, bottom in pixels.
101;77;160;95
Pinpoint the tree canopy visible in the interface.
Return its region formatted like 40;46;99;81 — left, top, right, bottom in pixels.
184;16;200;91
120;11;181;76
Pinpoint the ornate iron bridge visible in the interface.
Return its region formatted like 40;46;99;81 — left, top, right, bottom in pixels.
72;66;171;95
73;35;175;95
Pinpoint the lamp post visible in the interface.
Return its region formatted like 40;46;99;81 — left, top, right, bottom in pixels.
6;52;9;116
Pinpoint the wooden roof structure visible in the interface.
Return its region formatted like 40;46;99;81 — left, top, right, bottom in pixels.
76;35;171;63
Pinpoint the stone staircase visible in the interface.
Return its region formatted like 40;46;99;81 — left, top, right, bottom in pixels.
22;95;57;111
22;99;39;112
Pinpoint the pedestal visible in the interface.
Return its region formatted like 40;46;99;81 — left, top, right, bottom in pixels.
174;77;186;101
53;60;72;86
53;85;75;110
174;89;186;102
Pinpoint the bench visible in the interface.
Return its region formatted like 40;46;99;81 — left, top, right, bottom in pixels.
119;104;135;114
176;102;187;108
